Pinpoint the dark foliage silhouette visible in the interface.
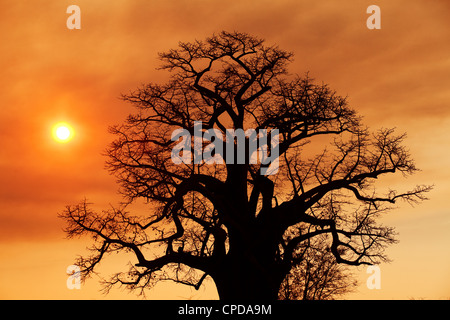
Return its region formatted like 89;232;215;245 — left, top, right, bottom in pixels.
60;31;431;300
278;234;358;300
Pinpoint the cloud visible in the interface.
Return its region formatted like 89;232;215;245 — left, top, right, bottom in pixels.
0;0;449;298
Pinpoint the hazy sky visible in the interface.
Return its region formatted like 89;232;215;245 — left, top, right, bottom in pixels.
1;0;449;299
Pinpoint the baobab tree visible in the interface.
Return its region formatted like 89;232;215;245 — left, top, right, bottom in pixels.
60;31;431;300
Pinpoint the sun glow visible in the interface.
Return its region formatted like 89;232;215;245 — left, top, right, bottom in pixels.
52;122;74;143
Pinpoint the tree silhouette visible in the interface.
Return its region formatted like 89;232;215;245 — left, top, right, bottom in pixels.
278;234;358;300
60;31;431;300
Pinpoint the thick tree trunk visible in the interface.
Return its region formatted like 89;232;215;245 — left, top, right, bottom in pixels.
211;253;285;300
213;173;287;300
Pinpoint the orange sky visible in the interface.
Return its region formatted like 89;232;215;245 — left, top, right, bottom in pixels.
1;0;449;299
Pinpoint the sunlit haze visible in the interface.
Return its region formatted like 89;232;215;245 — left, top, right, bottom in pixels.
53;123;74;143
1;0;449;300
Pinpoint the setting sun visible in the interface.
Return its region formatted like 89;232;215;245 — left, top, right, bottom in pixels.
52;122;74;143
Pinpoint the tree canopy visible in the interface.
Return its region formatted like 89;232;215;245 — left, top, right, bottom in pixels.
60;31;431;300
